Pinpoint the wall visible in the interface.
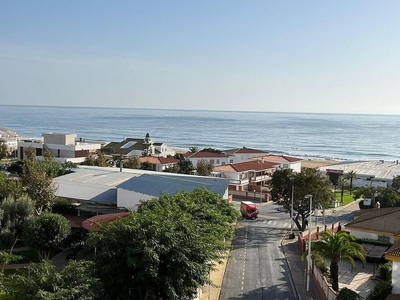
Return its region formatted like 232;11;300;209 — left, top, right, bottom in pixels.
43;133;77;145
348;229;394;244
393;261;400;294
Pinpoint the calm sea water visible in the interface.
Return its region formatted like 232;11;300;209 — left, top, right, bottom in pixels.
1;105;399;162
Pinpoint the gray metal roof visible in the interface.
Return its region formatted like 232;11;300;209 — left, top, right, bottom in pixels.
320;160;400;180
56;166;229;205
117;173;230;197
55;167;139;204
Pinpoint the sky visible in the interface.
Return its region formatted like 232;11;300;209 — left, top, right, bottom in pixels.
1;1;400;114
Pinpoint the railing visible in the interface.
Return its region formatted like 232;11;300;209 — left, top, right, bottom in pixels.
312;262;337;300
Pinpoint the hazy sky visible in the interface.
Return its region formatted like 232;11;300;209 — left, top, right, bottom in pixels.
1;1;400;114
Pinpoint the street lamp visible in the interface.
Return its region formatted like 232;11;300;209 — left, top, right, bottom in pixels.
258;157;264;203
305;194;313;292
289;179;295;239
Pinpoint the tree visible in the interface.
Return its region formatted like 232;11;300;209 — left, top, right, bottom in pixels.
24;146;36;161
200;147;222;154
43;150;54;161
3;260;103;300
337;176;347;203
21;162;58;215
392;175;400;191
345;171;357;195
174;154;194;174
303;230;366;292
81;151;110;167
0;195;35;252
86;188;239;300
336;287;363;300
270;168;334;231
140;161;154;171
196;159;214;176
0;139;7;160
23;212;71;260
189;146;199;153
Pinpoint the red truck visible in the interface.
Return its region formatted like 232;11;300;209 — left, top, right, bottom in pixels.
240;201;259;219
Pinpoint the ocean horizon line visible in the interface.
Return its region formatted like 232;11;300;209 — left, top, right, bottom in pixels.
1;104;399;117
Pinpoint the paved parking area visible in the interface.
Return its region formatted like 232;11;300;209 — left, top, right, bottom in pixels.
338;260;376;298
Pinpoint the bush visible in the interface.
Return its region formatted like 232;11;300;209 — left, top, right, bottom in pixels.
312;252;329;277
366;280;392;300
355;238;392;247
336;287;363;300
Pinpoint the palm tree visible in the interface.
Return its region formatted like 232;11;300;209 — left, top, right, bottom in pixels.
337;176;347;203
345;171;357;195
302;230;366;292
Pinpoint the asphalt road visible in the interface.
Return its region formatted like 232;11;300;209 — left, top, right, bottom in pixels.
219;201;296;300
219;199;358;300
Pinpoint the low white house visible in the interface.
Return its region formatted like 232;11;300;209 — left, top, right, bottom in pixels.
104;133;175;158
184;151;230;168
17;133;104;163
223;147;269;164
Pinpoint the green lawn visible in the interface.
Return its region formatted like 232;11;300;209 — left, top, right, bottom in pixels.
335;191;355;206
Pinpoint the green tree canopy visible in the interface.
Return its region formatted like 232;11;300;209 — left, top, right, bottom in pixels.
0;139;7;160
23;212;71;260
196;159;214;176
86;188;239;300
173;154;194;174
200;147;222;154
0;194;35;250
3;260;103;300
21;163;58;215
345;170;357;194
270;168;334;231
302;230;366;292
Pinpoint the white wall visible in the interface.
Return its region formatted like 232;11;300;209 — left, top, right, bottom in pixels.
349;229;394;244
393;261;400;294
117;188;154;210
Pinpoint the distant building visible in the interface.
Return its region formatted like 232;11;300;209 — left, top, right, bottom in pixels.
184;151;230;167
223;147;269;164
319;160;400;188
104;133;175;158
214;159;277;193
0;126;21;155
17;133;105;163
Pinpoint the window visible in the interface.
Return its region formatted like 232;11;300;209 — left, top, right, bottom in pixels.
210;159;215;164
216;159;220;164
378;235;390;243
230;159;234;163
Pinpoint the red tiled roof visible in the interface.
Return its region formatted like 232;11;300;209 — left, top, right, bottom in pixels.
82;212;131;231
385;240;400;258
214;165;237;172
158;157;178;164
262;154;303;163
224;147;268;154
188;151;228;158
231;160;278;172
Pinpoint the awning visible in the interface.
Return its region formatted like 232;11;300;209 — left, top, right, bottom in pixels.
362;243;390;259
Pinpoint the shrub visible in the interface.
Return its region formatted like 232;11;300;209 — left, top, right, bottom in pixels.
336;287;363;300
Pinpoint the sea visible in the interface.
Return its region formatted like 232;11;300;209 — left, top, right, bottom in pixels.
1;105;399;162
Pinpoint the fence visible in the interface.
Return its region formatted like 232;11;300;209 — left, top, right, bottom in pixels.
298;222;341;300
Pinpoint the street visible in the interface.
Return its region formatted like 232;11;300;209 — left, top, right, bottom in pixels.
219;201;296;300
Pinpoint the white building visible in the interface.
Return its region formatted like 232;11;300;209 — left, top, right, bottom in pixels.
0;127;20;155
17;133;105;163
104;133;176;158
